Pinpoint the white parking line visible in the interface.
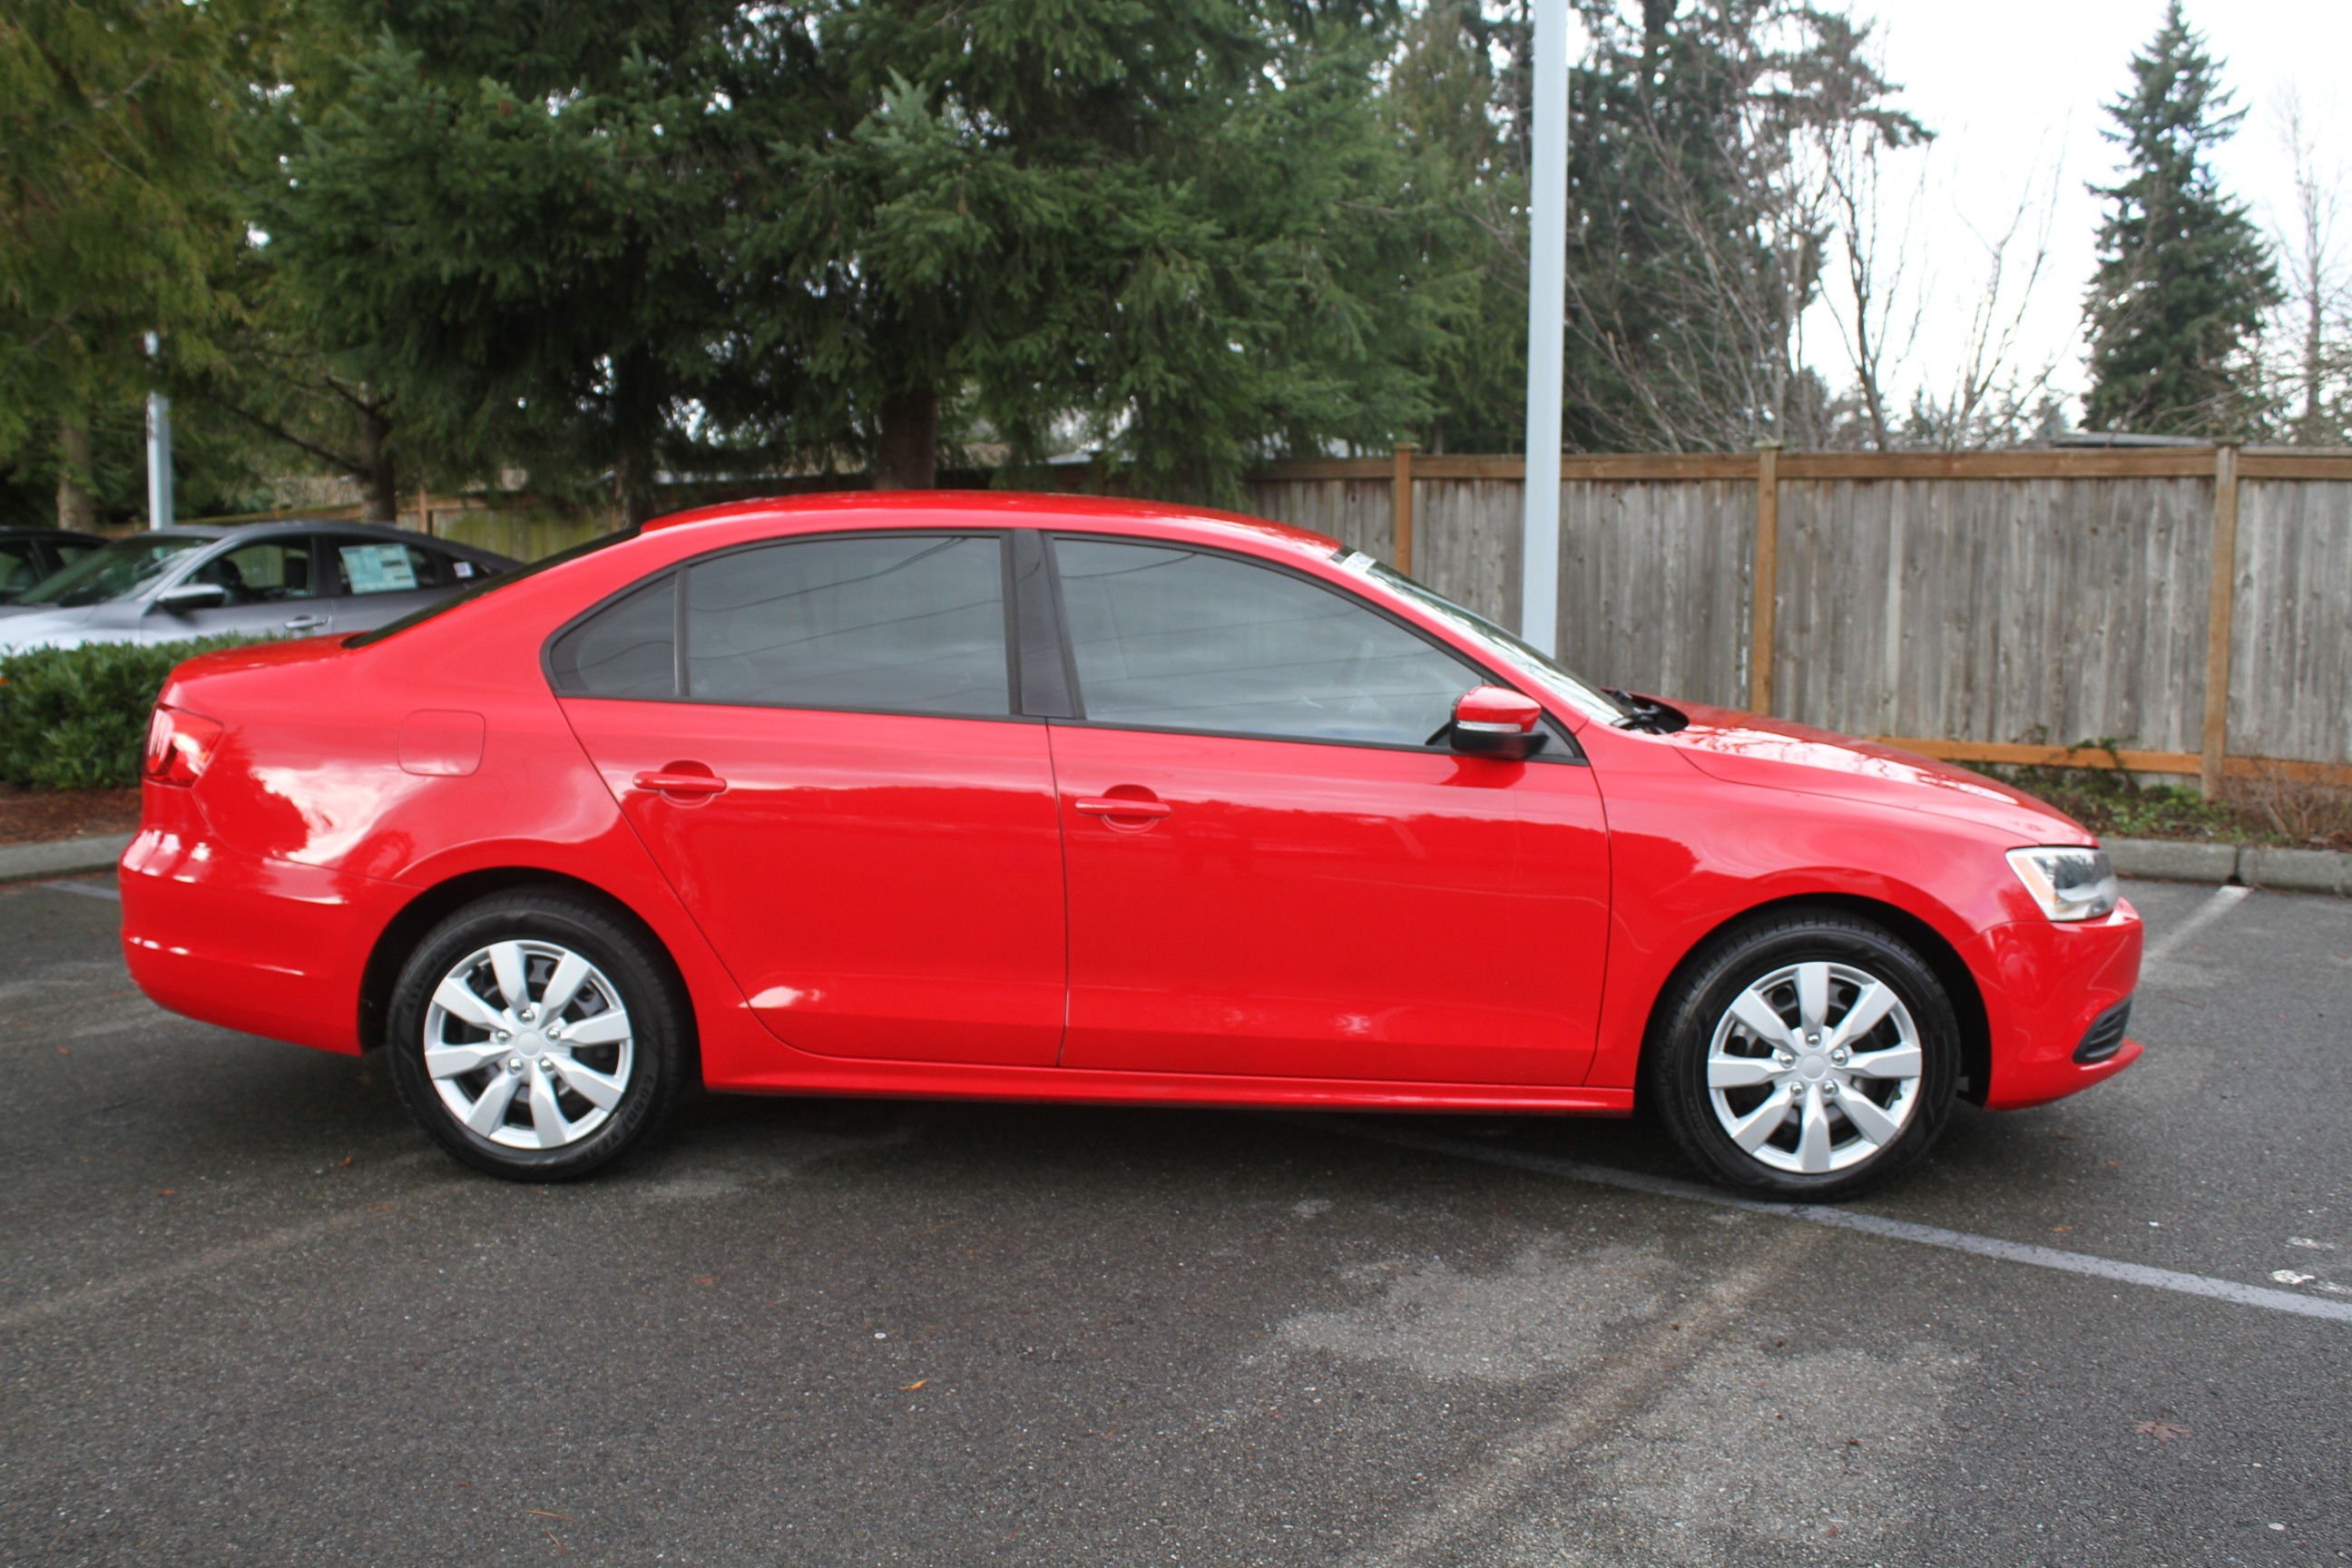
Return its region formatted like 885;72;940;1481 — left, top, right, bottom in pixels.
1306;1118;2352;1326
2141;882;2251;971
39;879;120;901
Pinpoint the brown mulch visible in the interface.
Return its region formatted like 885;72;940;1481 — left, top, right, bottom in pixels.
0;785;142;847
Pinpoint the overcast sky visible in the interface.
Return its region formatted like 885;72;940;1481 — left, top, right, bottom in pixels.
1814;0;2347;420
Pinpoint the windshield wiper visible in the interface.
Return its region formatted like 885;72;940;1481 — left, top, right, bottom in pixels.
1605;688;1683;733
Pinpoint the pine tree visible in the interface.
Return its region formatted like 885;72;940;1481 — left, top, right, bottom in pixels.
730;1;1444;499
2082;1;2278;436
266;0;1443;512
0;0;247;525
1387;1;1923;453
265;2;760;525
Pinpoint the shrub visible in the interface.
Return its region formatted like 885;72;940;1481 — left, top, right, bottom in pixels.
0;638;258;790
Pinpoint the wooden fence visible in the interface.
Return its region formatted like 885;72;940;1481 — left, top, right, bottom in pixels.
1245;446;2352;792
171;446;2348;789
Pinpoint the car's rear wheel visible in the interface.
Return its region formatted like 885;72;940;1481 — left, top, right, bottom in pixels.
1649;910;1958;1199
386;891;685;1181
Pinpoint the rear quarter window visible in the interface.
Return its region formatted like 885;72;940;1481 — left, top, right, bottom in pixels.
548;578;679;698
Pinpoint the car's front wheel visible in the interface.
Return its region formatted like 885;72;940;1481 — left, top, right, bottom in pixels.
386;890;686;1181
1649;910;1959;1199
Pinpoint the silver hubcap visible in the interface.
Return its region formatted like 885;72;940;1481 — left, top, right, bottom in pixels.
424;940;634;1151
1705;960;1924;1175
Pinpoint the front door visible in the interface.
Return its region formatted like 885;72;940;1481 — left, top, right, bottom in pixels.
1044;536;1612;1086
555;531;1067;1067
157;534;332;641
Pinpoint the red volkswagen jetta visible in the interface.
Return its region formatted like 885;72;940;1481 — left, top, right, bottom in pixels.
120;495;2141;1197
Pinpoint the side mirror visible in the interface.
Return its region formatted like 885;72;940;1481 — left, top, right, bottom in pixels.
153;582;228;614
1448;685;1547;760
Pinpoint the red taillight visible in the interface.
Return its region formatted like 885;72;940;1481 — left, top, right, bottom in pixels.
143;705;224;787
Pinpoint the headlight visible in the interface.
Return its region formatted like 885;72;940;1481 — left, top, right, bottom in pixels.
2005;847;2119;922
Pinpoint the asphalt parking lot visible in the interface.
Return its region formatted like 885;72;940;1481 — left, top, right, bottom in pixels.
2;875;2347;1567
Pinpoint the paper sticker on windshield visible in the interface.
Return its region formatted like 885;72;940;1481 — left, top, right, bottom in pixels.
341;544;418;594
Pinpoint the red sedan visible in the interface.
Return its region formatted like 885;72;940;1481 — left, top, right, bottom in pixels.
120;494;2141;1197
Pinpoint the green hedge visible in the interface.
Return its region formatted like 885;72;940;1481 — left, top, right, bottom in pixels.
0;637;257;790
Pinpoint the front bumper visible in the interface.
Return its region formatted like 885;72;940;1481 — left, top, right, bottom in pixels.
1962;900;2144;1111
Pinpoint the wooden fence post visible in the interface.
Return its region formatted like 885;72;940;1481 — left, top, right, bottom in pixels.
2200;443;2241;798
1391;442;1417;573
1749;441;1781;715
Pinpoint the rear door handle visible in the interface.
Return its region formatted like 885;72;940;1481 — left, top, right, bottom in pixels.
1073;796;1171;819
634;769;729;799
282;613;328;632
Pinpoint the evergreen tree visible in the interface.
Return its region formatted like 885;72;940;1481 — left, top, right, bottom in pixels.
184;2;473;524
1385;1;1528;454
0;0;247;525
2082;1;2278;436
730;1;1444;499
268;0;775;524
1389;1;1921;452
265;0;1443;512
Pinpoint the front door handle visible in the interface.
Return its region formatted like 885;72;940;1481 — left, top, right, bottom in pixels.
634;769;729;799
282;613;328;632
1073;795;1171;819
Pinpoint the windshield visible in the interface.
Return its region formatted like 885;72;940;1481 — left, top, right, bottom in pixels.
345;525;642;647
15;535;209;608
1336;552;1633;725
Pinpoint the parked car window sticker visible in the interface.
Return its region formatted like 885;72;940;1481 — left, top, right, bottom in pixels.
347;527;635;649
340;544;421;594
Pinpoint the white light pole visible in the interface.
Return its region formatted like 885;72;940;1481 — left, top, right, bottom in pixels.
144;330;173;530
1518;0;1571;651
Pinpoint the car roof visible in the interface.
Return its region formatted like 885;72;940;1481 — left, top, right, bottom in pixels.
122;525;234;542
642;490;1342;563
111;520;513;562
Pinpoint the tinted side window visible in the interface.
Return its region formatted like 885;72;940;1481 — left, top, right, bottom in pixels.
1054;539;1480;746
193;537;319;602
549;578;678;698
683;535;1009;715
0;538;40;594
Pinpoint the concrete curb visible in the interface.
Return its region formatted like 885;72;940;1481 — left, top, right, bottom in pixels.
2240;845;2352;897
2106;836;2352;897
0;832;132;886
2105;838;2241;885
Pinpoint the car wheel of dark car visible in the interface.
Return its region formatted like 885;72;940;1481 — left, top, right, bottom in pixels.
387;890;687;1181
1650;910;1959;1200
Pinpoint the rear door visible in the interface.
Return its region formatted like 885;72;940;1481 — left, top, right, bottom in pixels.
320;534;468;633
554;530;1068;1067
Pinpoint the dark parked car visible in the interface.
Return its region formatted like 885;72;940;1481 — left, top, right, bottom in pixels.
0;522;517;654
0;527;108;602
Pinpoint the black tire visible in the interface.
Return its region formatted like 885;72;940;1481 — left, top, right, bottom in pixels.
1647;909;1958;1200
386;889;688;1181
